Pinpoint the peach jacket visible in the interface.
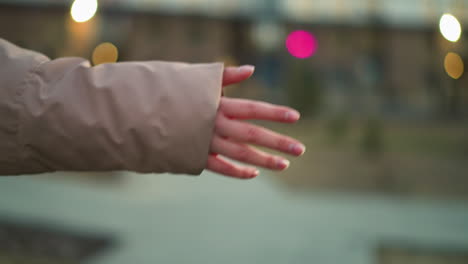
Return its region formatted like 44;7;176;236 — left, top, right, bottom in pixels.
0;38;224;175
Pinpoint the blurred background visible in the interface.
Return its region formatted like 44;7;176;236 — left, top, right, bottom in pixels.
0;0;468;263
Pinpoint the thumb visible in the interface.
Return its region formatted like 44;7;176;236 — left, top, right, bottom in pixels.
222;65;255;87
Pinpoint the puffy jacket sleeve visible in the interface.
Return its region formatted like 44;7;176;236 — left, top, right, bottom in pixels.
0;38;224;175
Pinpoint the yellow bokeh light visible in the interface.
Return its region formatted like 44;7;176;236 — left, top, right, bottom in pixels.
216;56;238;67
444;52;464;79
439;13;462;42
71;0;98;23
92;42;119;66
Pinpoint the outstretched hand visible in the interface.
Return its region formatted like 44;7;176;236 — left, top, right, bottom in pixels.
206;65;306;179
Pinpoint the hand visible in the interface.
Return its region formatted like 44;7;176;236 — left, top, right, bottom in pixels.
206;65;306;179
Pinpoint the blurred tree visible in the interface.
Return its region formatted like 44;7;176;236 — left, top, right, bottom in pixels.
286;61;322;117
326;113;350;145
360;117;384;158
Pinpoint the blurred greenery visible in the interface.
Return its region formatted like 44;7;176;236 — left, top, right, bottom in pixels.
287;61;322;116
360;117;384;158
325;114;350;145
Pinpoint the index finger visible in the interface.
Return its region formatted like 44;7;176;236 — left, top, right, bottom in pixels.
222;66;255;87
220;97;301;123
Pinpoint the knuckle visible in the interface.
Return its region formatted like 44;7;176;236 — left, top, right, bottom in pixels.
277;137;290;150
214;115;223;129
277;109;287;119
218;101;226;112
222;163;238;176
219;98;232;112
266;156;277;169
210;136;223;152
235;147;250;162
214;115;228;133
246;127;260;142
246;103;257;117
241;169;254;179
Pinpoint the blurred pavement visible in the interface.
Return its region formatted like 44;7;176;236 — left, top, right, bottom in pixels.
1;171;468;264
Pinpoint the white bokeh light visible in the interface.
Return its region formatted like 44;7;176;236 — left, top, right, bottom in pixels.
251;21;285;52
71;0;98;23
439;13;462;42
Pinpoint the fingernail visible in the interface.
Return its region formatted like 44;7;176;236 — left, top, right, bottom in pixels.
251;169;260;177
277;159;290;170
289;144;306;156
284;111;300;122
238;65;255;73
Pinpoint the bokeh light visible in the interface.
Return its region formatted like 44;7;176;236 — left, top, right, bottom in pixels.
444;52;464;79
216;55;238;67
92;42;119;66
71;0;98;23
286;30;318;59
439;13;462;42
251;21;285;52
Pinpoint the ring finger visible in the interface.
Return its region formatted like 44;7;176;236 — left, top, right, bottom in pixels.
215;115;306;156
211;136;290;171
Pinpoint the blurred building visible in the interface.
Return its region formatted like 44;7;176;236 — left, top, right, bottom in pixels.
0;0;467;119
1;1;468;264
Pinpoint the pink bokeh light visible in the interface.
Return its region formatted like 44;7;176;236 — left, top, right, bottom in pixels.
286;30;318;59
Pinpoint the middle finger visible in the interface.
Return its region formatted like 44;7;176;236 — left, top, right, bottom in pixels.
215;115;306;156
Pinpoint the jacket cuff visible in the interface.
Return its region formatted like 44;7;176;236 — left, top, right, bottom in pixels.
20;60;224;175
